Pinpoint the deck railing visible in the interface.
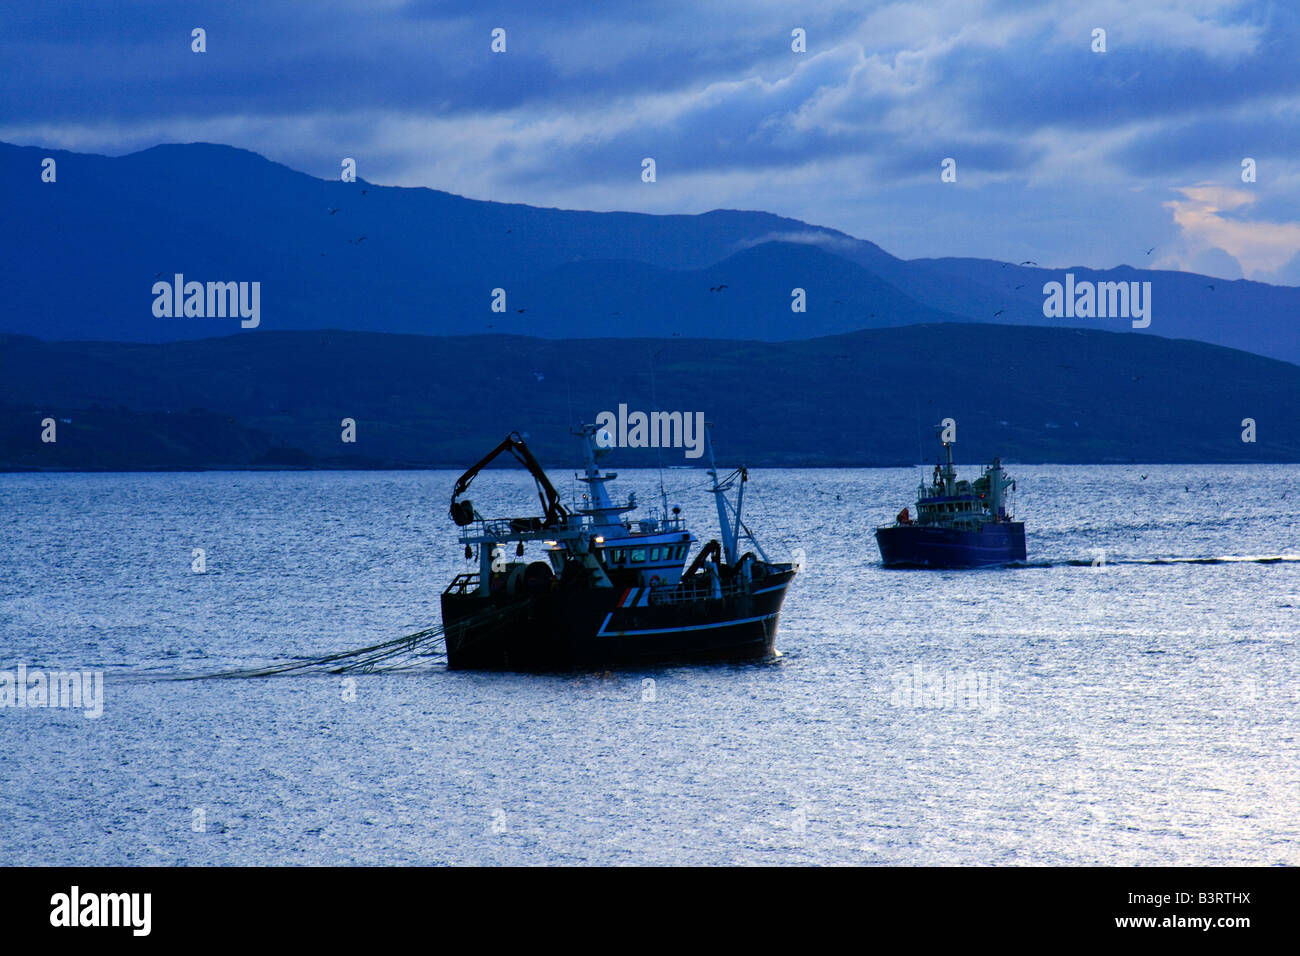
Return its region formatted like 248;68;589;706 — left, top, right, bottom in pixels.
647;576;748;605
467;510;688;542
444;573;480;596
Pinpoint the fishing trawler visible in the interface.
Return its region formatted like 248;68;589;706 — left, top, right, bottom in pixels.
875;437;1026;568
439;424;797;670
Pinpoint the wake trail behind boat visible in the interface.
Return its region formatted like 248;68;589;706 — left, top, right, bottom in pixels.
1033;555;1300;568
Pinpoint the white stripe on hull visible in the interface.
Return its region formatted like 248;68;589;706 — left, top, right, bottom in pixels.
597;611;778;638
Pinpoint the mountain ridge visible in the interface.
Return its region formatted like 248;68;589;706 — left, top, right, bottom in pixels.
2;140;1297;362
4;324;1296;470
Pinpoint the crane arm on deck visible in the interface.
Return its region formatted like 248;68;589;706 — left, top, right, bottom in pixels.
449;432;569;528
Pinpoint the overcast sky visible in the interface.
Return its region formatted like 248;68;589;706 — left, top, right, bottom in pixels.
5;0;1298;282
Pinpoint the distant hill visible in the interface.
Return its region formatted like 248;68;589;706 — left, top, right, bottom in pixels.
1;140;1298;363
2;324;1297;469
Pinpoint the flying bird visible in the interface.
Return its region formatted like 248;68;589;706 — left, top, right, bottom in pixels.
516;308;526;313
349;236;367;245
1205;284;1215;291
1020;260;1037;266
1145;247;1155;256
993;309;1005;316
327;208;339;215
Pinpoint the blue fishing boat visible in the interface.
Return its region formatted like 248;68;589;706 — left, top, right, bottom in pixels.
875;436;1026;568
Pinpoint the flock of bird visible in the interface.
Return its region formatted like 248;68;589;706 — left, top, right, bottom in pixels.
320;190;370;255
986;245;1224;319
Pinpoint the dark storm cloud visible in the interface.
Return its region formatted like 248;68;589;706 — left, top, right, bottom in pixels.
1;0;1296;279
0;0;857;122
940;10;1299;139
1115;112;1300;179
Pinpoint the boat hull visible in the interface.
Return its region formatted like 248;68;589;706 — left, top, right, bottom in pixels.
875;522;1026;568
441;570;794;671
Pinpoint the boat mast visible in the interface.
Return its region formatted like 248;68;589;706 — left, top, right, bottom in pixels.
988;457;1007;519
941;437;956;496
704;423;739;565
575;425;625;531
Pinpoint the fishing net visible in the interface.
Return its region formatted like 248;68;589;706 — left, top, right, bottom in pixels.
167;599;534;681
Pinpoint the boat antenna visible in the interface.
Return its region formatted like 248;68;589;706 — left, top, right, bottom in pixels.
564;374;582;508
917;415;925;480
651;349;668;518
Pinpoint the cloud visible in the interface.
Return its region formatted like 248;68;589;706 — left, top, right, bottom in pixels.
1187;246;1245;280
1267;249;1300;285
1164;184;1300;277
729;229;862;256
1047;1;1264;59
1;0;1298;272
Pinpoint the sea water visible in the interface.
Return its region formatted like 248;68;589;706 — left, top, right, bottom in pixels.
0;466;1295;865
